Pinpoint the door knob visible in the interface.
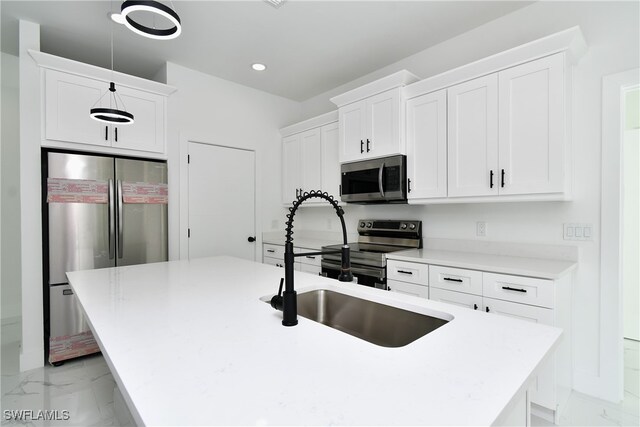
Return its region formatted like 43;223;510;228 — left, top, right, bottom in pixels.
247;236;256;242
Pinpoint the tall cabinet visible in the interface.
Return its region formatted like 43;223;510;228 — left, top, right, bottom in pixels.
280;111;340;206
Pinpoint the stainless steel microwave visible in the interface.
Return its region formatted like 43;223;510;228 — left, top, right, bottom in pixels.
340;155;407;204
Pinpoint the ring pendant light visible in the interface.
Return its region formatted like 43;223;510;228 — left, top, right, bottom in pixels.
89;14;134;125
120;0;181;40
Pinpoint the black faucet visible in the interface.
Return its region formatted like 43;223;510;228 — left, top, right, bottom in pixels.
270;190;353;326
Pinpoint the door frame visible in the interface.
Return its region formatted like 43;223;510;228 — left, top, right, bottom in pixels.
600;68;639;402
179;134;259;261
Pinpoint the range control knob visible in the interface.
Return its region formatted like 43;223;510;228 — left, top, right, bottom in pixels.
400;223;407;230
367;222;373;228
360;222;366;228
409;223;416;230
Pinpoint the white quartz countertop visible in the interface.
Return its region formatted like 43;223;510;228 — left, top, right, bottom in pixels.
387;248;577;279
67;256;562;426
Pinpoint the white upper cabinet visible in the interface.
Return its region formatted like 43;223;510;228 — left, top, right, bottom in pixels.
498;54;565;195
280;112;340;207
447;74;499;198
33;51;175;159
331;71;420;163
45;70;112;147
320;122;341;200
111;86;165;154
338;89;400;162
406;89;448;200
45;69;166;156
338;100;367;162
445;53;565;199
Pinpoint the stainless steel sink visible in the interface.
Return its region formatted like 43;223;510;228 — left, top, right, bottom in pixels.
295;289;449;347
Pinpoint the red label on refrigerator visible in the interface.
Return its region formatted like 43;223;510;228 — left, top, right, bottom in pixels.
47;178;109;203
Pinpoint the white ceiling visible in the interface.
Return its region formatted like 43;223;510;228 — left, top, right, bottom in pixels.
1;1;533;101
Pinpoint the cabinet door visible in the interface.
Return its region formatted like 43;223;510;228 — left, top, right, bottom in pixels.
447;74;499;197
429;288;482;311
320;122;341;200
406;90;447;199
498;54;565;195
300;128;322;196
387;279;429;299
366;89;400;158
338;100;367;163
45;70;110;147
282;134;302;204
483;297;555;409
112;87;165;153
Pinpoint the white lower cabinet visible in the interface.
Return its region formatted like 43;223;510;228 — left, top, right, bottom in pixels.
387;279;429;298
386;258;570;419
262;243;322;274
429;287;482;311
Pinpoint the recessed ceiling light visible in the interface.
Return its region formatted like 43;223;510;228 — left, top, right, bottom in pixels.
109;12;126;25
252;63;267;71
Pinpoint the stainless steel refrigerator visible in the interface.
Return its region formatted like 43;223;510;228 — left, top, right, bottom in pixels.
45;151;168;364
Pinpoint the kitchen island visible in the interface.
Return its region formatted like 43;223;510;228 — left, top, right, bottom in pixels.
67;256;561;426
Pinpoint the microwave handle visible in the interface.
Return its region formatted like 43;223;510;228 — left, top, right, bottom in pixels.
378;162;385;198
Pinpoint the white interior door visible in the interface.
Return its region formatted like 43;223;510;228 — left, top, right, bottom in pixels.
188;142;256;261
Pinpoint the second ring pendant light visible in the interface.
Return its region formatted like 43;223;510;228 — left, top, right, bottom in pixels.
89;13;134;125
120;0;181;40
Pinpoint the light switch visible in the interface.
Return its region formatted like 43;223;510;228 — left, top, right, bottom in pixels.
566;226;574;237
575;227;583;238
584;226;592;238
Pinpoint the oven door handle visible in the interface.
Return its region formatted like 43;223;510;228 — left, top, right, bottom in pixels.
378;162;385;198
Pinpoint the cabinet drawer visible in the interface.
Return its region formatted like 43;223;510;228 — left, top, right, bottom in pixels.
387;260;428;285
429;288;482;311
387;279;429;299
263;244;284;260
296;247;322;267
263;256;285;269
483;273;554;308
429;265;482;296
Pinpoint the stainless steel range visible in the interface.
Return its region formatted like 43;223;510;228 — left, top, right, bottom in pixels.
321;219;422;289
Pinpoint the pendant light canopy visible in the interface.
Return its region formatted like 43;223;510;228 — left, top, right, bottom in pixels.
90;82;135;124
120;0;181;40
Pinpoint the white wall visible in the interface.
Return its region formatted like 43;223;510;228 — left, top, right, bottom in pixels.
1;52;21;322
293;1;640;399
164;63;301;260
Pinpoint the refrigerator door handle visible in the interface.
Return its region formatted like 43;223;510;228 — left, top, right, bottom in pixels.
108;179;115;259
117;180;124;259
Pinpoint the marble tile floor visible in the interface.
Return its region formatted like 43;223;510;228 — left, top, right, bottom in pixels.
1;339;638;426
1;349;120;426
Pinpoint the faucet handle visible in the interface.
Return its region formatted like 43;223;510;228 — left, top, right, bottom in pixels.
271;278;285;311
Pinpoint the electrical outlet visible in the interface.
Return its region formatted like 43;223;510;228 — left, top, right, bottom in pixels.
564;223;593;241
476;221;487;237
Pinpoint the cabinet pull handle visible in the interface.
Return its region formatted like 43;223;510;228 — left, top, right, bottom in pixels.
105;126;108;141
408;178;412;193
502;286;527;293
267;249;275;253
115;127;118;142
473;303;478;310
490;170;494;188
366;139;371;152
443;277;462;283
397;270;413;275
501;169;505;188
486;306;490;313
360;140;364;153
296;188;299;198
306;256;316;260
